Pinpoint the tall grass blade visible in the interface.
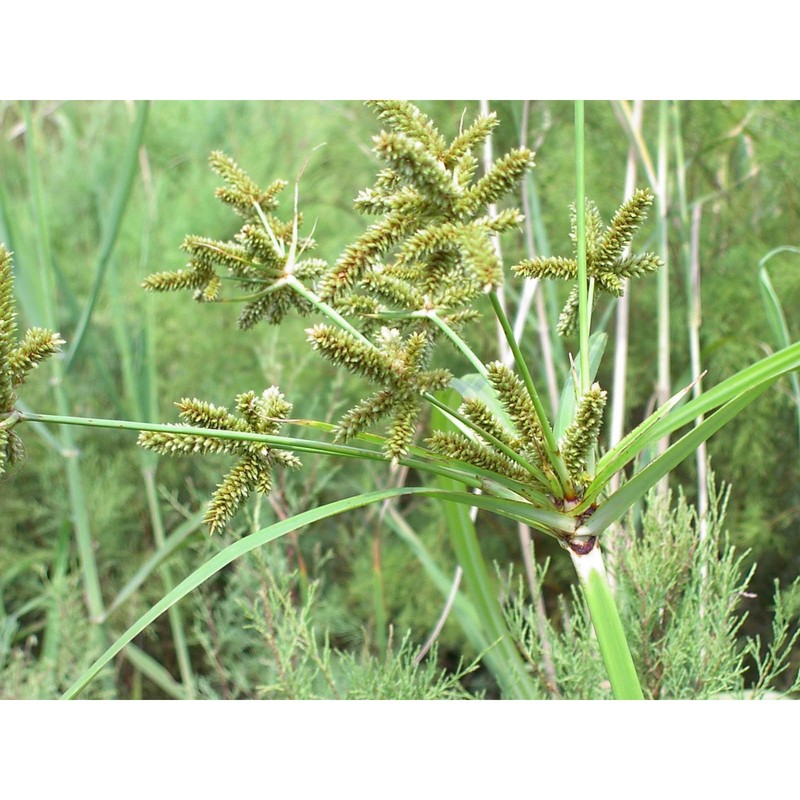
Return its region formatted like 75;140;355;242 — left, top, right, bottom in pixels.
63;101;149;371
758;247;800;445
583;380;775;534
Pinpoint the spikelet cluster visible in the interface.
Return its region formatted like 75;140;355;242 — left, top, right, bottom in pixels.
307;324;450;462
302;102;533;462
0;245;64;476
142;152;326;328
512;189;662;335
318;101;533;324
138;387;301;533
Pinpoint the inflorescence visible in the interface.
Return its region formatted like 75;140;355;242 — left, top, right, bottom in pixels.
139;101;662;532
137;388;301;534
0;245;64;476
513;189;662;335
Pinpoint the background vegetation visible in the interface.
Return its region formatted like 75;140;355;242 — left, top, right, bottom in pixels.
1;100;799;699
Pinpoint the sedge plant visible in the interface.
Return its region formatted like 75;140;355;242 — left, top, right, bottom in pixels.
4;101;800;700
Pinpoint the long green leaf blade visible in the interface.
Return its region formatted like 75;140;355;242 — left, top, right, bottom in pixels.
584;380;775;535
64;101;150;371
62;483;565;699
585;374;701;502
637;339;800;449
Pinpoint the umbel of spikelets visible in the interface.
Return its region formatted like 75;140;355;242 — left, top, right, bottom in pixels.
512;189;662;335
307;324;450;463
138;387;301;533
142;151;327;329
0;245;64;476
317;101;533;326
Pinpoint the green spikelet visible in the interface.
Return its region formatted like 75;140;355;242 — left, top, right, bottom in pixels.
595;188;655;269
386;399;420;464
373;131;454;205
333;389;396;442
367;101;448;157
204;455;261;535
8;327;66;386
513;256;578;282
486;361;546;462
174;397;246;432
318;211;411;301
458;227;502;291
556;285;582;337
142;265;214;293
136;429;241;456
209;150;287;219
443;113;499;167
560;382;607;482
456;148;535;215
139;387;301;533
459;397;518;449
426;430;531;484
306;324;395;384
1;246;19;412
1;245;64;478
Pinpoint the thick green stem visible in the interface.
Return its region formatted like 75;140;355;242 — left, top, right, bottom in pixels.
569;541;644;699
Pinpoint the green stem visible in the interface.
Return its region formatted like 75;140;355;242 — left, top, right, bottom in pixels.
285;274;373;348
569;541;643;699
424;311;489;380
574;100;591;395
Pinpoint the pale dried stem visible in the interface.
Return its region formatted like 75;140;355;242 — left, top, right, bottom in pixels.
606;99;643;586
689;203;708;556
480;99;512;366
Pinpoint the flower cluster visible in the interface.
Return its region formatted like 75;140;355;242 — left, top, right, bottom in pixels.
319;101;532;319
512;189;662;335
0;245;64;476
143;151;326;328
307;324;451;463
138;387;301;533
308;101;533;461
